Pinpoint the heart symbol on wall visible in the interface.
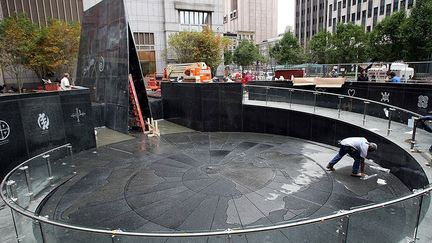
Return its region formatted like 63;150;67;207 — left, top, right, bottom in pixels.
347;89;355;97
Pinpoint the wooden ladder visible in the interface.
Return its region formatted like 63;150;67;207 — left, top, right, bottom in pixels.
128;74;146;132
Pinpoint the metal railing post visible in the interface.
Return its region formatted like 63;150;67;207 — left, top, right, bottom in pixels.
338;96;344;118
19;166;33;197
43;154;54;181
265;86;270;106
337;215;349;243
387;108;396;136
412;193;425;242
289;89;293;108
411;117;418;150
363;101;369;125
6;180;17;203
313;91;318;113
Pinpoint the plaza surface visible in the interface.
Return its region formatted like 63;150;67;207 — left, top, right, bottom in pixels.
34;123;417;242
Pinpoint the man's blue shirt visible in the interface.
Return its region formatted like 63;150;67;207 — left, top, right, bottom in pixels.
390;76;401;83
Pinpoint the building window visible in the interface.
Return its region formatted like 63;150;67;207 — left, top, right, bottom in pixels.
393;0;399;11
368;0;373;17
373;7;378;26
361;10;366;26
231;0;237;11
380;0;385;15
179;10;212;31
367;26;371;32
386;3;391;15
343;0;347;8
408;0;414;8
352;13;356;22
134;32;155;50
353;0;356;5
400;0;406;9
334;0;337;10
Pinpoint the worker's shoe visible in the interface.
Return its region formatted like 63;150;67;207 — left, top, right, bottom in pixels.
326;164;335;171
350;172;363;177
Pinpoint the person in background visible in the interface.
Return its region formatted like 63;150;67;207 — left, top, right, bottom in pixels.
389;72;401;83
60;73;71;90
326;137;378;177
357;63;373;81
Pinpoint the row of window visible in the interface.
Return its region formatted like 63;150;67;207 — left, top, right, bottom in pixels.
133;32;155;50
179;10;211;26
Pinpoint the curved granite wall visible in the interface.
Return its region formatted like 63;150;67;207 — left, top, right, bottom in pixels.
162;82;429;190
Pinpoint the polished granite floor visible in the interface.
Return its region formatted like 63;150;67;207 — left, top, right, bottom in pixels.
37;131;419;242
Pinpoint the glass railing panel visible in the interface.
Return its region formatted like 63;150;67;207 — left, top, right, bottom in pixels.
47;146;75;182
26;156;51;199
244;85;267;105
253;217;344;243
113;234;230;243
40;222;112;243
290;89;315;113
7;168;31;209
346;196;421;243
416;192;432;243
267;87;291;106
11;210;43;243
314;92;341;116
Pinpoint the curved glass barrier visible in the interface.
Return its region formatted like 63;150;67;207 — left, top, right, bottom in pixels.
244;85;432;154
1;89;432;242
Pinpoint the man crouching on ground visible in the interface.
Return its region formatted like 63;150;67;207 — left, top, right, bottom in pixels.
326;137;377;177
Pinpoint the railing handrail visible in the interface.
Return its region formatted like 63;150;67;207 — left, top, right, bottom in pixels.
1;143;431;237
245;84;423;118
0;143;72;189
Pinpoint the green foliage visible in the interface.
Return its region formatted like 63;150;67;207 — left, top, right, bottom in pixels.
167;27;229;72
224;49;233;65
368;11;408;61
331;23;368;63
405;0;432;60
0;15;81;90
233;40;262;67
270;32;304;64
0;14;37;92
29;19;81;79
307;31;332;63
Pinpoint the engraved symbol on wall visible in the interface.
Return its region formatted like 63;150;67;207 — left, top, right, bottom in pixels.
381;92;390;103
37;113;50;130
98;56;105;72
347;89;355;97
418;95;429;109
0;120;10;141
71;108;86;123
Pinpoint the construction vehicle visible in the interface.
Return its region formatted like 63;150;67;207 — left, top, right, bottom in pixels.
163;62;212;83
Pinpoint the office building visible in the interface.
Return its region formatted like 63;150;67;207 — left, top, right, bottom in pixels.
295;0;328;47
296;0;416;46
0;0;83;25
223;0;278;45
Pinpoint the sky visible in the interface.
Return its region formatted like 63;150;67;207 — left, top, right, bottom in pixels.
278;0;296;34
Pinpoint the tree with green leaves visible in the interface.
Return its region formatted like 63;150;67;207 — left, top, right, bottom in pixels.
307;31;332;64
0;14;37;92
331;23;368;63
405;0;432;61
28;19;81;79
224;49;233;65
270;32;305;65
167;27;230;74
368;11;408;62
232;40;262;68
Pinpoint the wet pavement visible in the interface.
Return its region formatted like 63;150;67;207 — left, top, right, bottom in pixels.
35;131;417;242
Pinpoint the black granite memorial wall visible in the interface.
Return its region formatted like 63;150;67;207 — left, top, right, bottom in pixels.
161;83;429;190
0;89;96;178
76;0;151;133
